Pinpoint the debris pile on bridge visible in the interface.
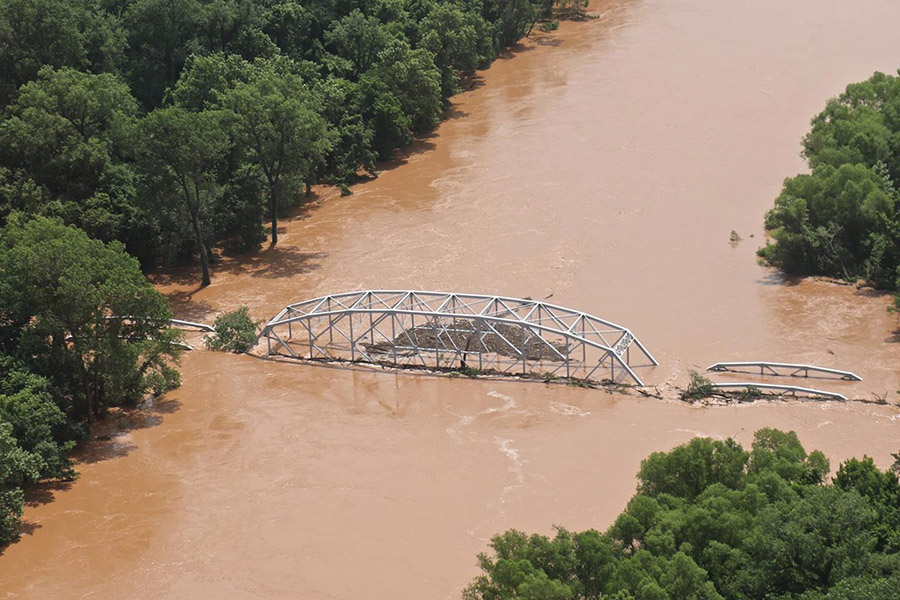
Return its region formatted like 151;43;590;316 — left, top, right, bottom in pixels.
363;319;568;361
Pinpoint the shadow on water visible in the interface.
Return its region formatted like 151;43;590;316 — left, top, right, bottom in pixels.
164;285;216;322
77;397;182;465
0;399;179;553
498;41;536;60
0;480;76;553
0;379;182;555
23;481;75;510
148;263;205;288
444;105;471;121
756;271;803;287
459;74;486;93
376;137;439;173
216;245;327;279
857;287;890;299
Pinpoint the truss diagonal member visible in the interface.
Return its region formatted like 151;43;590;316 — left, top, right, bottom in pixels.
526;329;567;362
434;293;457;314
521;302;539;323
451;296;483;316
481;319;523;359
268;328;297;358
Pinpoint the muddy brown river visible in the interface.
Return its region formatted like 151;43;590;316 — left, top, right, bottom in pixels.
3;1;900;598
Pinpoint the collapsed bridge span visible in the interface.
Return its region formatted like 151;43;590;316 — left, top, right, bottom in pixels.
258;290;657;385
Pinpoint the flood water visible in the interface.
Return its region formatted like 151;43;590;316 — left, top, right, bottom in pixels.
3;1;900;598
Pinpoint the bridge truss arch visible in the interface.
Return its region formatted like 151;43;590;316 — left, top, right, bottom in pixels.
259;290;658;385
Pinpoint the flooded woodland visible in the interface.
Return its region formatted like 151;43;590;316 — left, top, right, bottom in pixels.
3;0;900;598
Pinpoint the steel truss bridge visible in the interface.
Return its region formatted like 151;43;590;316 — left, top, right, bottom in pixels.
259;290;657;385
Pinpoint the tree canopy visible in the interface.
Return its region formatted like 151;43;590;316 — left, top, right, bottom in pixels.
0;216;183;419
0;0;582;547
0;0;570;284
761;71;900;299
0;217;183;545
465;429;900;600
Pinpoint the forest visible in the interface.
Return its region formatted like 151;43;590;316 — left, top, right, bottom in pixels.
0;0;587;284
0;0;584;546
465;429;900;600
761;71;900;307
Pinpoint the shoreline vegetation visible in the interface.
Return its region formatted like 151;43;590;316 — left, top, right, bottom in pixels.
0;0;592;287
464;429;900;600
759;71;900;313
0;0;593;548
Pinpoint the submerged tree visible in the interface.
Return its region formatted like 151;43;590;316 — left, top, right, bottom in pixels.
0;217;183;421
761;70;900;305
138;106;230;285
225;60;333;246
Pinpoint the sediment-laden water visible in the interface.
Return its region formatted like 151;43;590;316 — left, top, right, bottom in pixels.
3;1;900;598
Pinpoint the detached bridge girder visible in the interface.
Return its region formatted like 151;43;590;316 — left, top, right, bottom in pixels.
258;291;657;385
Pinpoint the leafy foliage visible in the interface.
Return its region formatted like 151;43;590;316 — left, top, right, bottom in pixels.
0;0;580;548
682;370;714;400
466;429;900;600
0;217;183;545
0;358;78;544
762;71;900;301
0;0;571;284
225;59;334;245
0;217;183;420
137;106;229;285
205;306;260;353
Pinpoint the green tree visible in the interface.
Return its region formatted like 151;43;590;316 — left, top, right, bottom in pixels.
0;0;125;105
420;3;495;99
761;71;900;300
0;66;138;240
748;428;829;485
803;71;900;183
317;76;377;185
122;0;202;108
225;60;333;245
361;40;442;158
467;430;900;600
323;9;393;78
138;106;230;285
834;456;900;551
205;306;260;353
0;420;40;545
493;0;537;47
259;0;316;62
0;217;183;420
169;52;251;110
762;164;897;284
0;357;75;481
637;437;748;500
